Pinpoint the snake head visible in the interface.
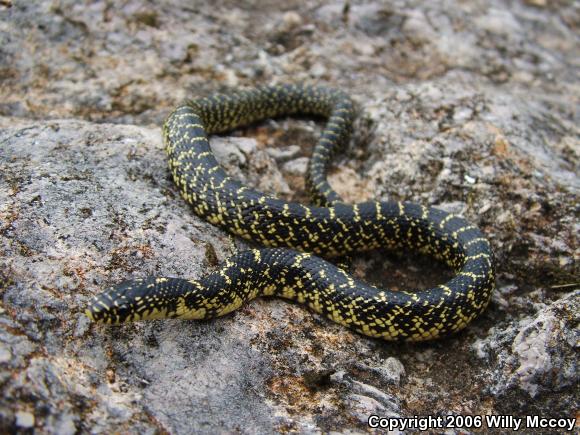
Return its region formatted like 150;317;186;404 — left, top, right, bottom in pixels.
85;277;177;324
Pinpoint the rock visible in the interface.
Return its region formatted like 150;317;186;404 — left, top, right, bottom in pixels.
282;157;309;176
330;370;403;424
15;411;34;429
474;291;579;409
211;136;251;167
475;9;523;37
353;357;406;386
281;11;302;32
310;62;327;78
0;0;578;433
266;145;301;162
480;291;580;398
0;345;11;364
379;357;406;386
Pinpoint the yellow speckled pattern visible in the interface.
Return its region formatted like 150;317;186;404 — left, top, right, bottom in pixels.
86;84;495;341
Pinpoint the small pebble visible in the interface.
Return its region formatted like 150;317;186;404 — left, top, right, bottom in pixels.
381;357;406;385
266;145;301;162
464;174;476;184
0;344;12;363
74;314;90;337
282;157;309;176
15;411;35;428
281;11;302;30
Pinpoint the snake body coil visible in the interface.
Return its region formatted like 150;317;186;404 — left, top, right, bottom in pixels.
86;84;495;341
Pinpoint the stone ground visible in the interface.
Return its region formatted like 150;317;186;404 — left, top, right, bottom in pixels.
0;0;578;433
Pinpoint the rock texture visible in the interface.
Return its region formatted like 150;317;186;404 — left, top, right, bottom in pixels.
0;0;578;433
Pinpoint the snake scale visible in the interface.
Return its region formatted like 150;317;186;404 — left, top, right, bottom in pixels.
85;84;495;341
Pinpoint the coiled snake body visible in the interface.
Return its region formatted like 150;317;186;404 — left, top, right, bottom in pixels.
86;84;495;341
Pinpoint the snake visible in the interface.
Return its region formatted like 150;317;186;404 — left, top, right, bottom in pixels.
85;84;495;341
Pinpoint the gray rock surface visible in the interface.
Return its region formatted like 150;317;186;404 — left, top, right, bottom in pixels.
1;0;578;433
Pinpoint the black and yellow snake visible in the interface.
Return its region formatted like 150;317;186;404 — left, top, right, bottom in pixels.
85;84;495;341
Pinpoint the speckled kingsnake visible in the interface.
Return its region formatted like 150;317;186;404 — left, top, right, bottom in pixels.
86;84;495;341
